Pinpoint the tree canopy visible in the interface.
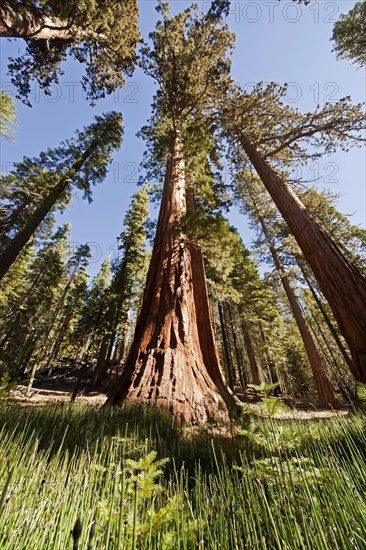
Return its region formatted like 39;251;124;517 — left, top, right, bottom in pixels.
332;0;366;68
0;0;140;104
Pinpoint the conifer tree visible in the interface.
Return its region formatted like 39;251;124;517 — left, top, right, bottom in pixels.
92;186;151;387
0;111;122;281
256;193;334;405
0;225;71;380
72;258;111;367
332;0;366;68
108;1;238;423
223;83;366;382
0;90;16;141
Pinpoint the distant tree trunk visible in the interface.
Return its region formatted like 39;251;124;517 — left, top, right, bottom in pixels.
299;263;355;374
240;315;260;385
239;134;366;381
0;141;97;281
259;323;278;385
218;301;235;389
308;308;354;401
227;303;243;387
258;213;335;407
93;336;110;387
107;131;237;423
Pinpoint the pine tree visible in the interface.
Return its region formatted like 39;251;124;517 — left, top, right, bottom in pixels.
0;0;140;104
0;111;122;280
0;224;71;380
71;258;111;368
92;186;151;387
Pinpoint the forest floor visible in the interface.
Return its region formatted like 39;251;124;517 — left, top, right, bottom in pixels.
6;376;351;420
0;398;365;549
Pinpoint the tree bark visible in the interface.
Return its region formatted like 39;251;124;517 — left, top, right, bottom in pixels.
0;141;97;281
240;315;260;385
227;303;243;387
0;0;79;40
107;131;237;424
299;262;355;374
239;134;366;382
218;301;235;390
258;213;336;407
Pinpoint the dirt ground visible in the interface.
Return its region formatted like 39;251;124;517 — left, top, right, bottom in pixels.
5;384;350;420
7;384;107;406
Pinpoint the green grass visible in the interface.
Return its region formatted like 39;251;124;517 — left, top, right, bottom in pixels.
0;403;366;549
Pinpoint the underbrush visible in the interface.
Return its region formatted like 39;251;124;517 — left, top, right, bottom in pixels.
0;403;366;549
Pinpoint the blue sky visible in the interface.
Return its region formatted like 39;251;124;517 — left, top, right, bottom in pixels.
0;0;365;277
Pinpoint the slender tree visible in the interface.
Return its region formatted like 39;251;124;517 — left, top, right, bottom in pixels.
224;84;366;382
92;187;151;386
0;112;122;280
0;225;70;379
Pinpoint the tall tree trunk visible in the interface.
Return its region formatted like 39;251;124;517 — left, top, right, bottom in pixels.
239;134;366;381
227;303;243;387
218;301;235;389
299;262;355;374
94;335;111;387
240;314;260;385
259;322;278;385
308;307;354;401
107;131;237;423
0;0;81;40
0;141;97;281
258;213;335;407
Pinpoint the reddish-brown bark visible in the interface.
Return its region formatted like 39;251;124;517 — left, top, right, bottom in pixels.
239;134;366;383
108;132;237;423
257;212;335;407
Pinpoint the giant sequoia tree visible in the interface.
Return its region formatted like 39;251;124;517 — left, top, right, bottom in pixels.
108;1;238;423
223;84;366;382
0;0;139;104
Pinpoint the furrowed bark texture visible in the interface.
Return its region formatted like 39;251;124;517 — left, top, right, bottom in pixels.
108;132;237;423
240;134;366;382
0;0;78;39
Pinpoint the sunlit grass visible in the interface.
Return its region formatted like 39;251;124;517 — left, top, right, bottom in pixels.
0;403;366;548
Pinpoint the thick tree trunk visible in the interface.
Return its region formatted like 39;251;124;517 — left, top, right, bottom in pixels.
107;131;237;423
0;142;97;281
239;134;366;382
0;0;79;40
258;214;335;407
94;335;110;387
